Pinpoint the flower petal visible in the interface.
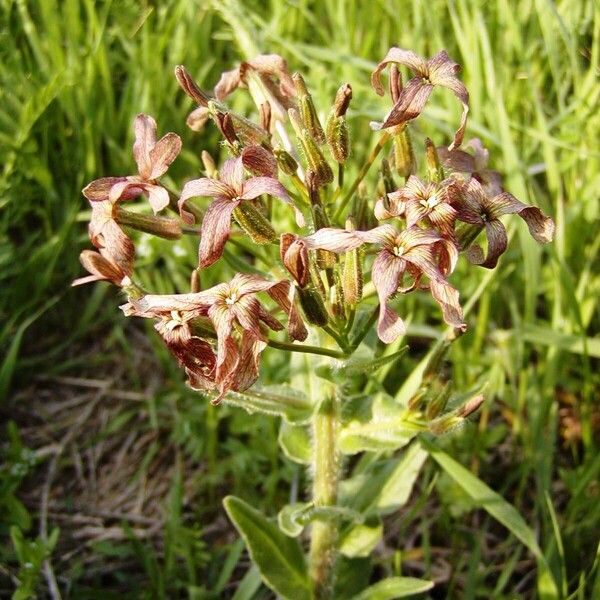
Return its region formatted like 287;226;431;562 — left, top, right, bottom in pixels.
429;279;466;331
179;178;232;224
467;219;507;269
83;177;127;201
371;47;428;96
379;78;434;129
240;176;289;201
145;184;171;214
186;106;210;132
72;249;126;287
231;331;266;393
108;178;146;203
304;228;364;253
198;198;237;268
214;67;243;101
371;250;406;343
241;144;278;177
280;234;309;288
266;280;308;342
219;157;245;192
133;114;157;179
149;132;182;179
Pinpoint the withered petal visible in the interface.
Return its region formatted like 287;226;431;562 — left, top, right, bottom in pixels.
133;114;157;180
198;198;238;268
148;132;182;180
371;47;428;96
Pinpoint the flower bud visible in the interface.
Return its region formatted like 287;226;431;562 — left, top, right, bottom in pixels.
186;106;210;132
289;109;333;186
425;381;451;420
260;101;272;132
393;127;415;178
457;394;485;418
342;218;363;306
425;137;444;183
293;73;325;144
233;202;277;244
333;83;352;117
190;268;201;293
298;285;329;326
274;148;299;175
428;414;463;435
115;207;182;240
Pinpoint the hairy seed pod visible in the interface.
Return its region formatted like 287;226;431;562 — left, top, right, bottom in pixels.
425;137;444;183
306;172;336;269
274;148;299;176
325;112;350;164
293;73;326;144
342;219;363;306
115;207;182;240
380;158;396;194
393;127;416;178
298;285;329;326
330;269;345;319
233;202;277;244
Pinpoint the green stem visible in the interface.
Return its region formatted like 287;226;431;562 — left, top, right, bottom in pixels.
266;338;346;359
348;304;379;351
309;394;339;599
333;132;390;222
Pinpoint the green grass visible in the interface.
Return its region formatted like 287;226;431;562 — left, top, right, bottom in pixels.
1;0;599;597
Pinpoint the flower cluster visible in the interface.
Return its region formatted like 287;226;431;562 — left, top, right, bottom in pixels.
75;49;554;403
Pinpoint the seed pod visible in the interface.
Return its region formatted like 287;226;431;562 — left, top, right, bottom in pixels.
393;127;416;178
298;285;329;326
289;109;333;186
293;73;326;144
425;137;444;183
306;172;336;270
325;112;350;164
115;207;182;240
274;148;299;176
330;269;345;319
380;158;396;194
425;381;452;420
342;218;363;306
233;202;277;244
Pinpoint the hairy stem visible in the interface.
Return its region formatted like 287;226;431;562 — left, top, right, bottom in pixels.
309;394;339;599
333;132;391;222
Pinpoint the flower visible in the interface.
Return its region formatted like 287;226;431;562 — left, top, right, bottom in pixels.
72;249;132;287
437;138;503;196
122;274;307;402
280;233;310;288
455;178;555;268
380;175;459;236
304;225;464;342
83;114;181;214
371;48;469;150
214;54;296;126
179;156;300;268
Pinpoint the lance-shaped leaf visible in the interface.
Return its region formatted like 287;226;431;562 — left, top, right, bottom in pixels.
223;496;311;600
339;520;383;558
351;576;434;600
421;438;559;599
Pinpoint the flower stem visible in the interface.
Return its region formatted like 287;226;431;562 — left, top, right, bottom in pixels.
309;394;339;599
333;132;390;222
266;339;346;359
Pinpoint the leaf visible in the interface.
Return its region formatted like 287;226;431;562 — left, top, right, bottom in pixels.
351;576;434;599
339;521;383;558
223;496;311;600
421;439;559;599
278;502;363;537
279;421;311;464
376;444;428;513
316;347;408;381
223;384;313;423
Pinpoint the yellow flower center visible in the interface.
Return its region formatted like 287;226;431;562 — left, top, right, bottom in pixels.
393;244;406;258
420;193;440;210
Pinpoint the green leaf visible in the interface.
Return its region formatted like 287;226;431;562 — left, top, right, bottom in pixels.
278;502;363;537
421;439;559;599
351;576;434;599
279;421;311;464
223;496;311;600
376;444;428;513
339;520;383;558
223;384;313;423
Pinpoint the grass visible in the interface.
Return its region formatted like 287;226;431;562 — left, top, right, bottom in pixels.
1;0;599;597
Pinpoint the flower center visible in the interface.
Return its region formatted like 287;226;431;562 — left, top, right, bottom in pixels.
166;311;185;330
225;293;238;306
393;244;406;258
420;193;440;210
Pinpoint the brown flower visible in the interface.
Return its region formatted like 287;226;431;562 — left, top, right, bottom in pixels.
179;156;300;268
455;178;555;268
72;249;131;287
280;233;309;288
123;274;307;402
437;138;503;196
371;48;469;150
84;114;181;214
382;176;459;236
304;225;464;342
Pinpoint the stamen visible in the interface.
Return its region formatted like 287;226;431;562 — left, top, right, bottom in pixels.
225;293;238;305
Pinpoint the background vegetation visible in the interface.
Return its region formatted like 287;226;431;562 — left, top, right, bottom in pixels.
1;0;598;597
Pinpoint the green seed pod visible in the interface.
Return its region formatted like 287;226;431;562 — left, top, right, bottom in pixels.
393;127;416;178
274;148;299;176
115;207;182;240
425;381;452;420
425;137;444;183
233;202;277;244
325;112;350;164
293;73;326;144
298;285;329;327
380;158;396;194
342;219;363;307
